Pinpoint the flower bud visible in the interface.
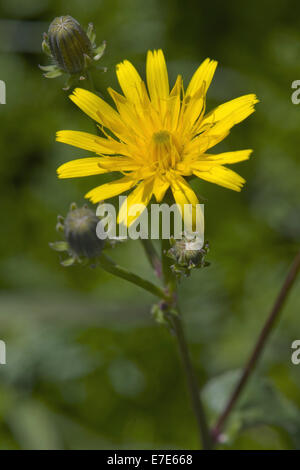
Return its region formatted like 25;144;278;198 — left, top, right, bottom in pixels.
64;204;104;258
40;17;106;88
167;236;210;278
50;203;105;266
47;16;92;74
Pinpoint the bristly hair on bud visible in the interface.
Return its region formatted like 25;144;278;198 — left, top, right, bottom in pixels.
40;15;107;90
166;235;210;279
50;202;106;267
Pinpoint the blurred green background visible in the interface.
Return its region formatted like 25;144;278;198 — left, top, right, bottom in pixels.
0;0;300;450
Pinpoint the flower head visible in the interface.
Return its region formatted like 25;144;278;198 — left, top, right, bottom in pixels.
40;16;106;89
50;203;105;266
56;50;258;226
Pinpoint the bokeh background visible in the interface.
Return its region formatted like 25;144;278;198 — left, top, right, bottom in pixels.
0;0;300;450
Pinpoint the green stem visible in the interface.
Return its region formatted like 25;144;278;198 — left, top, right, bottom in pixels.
140;239;162;279
99;253;167;300
160;241;212;450
161;238;176;291
86;69;96;93
170;313;212;450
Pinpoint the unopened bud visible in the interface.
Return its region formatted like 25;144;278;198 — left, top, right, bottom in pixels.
50;203;105;266
47;16;92;74
64;204;104;258
40;16;106;88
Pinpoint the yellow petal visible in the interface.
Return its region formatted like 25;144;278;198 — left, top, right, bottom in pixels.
97;156;140;172
186;58;217;97
69;88;126;137
108;88;151;140
118;178;154;227
193;150;253;166
170;175;199;229
57;157;108;178
116;60;145;104
188;95;258;152
165;75;182;131
56;130;126;155
153;175;170;202
184;131;231;156
200;94;259;132
193;165;245;191
85;176;136;204
146;50;169;107
181;85;206;134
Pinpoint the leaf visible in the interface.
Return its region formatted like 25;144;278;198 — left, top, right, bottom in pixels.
203;370;300;447
7;400;62;450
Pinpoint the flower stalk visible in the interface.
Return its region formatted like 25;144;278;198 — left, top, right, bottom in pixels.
140;239;162;279
99;253;167;300
212;249;300;443
158;221;212;449
170;312;212;450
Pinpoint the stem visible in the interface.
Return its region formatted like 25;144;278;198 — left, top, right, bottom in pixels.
212;249;300;442
140;239;162;279
160;240;212;449
99;253;167;300
86;69;96;93
171;313;213;449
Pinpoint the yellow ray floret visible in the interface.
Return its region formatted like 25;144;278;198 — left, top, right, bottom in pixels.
56;49;258;226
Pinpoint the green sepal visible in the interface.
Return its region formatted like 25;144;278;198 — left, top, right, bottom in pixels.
93;41;106;61
42;37;52;57
43;68;63;79
86;23;96;46
60;257;75;267
49;241;69;252
38;64;57;72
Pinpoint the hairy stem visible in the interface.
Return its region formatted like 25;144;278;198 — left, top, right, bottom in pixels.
212;249;300;442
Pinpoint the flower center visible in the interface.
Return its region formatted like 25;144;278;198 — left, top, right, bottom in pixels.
152;130;171;145
151;130;180;172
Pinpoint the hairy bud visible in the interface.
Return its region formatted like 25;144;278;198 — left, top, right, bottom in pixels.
167;236;210;278
48;16;92;74
50;203;105;266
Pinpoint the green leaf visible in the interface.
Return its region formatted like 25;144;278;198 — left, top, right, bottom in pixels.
8;400;63;450
204;370;300;447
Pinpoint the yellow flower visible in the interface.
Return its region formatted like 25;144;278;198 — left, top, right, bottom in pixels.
56;49;258;226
